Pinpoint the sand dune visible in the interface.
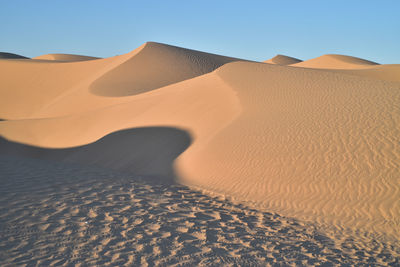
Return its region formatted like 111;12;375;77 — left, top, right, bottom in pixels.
1;42;399;264
33;53;100;61
90;42;241;97
264;54;302;65
0;42;241;120
0;52;29;59
292;54;379;69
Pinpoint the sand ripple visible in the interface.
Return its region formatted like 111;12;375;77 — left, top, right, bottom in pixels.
1;156;399;266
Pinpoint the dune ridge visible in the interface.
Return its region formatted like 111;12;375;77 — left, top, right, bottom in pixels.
33;53;100;61
0;43;399;263
264;54;302;65
292;54;379;69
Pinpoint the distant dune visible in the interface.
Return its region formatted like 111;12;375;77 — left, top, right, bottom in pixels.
33;53;100;61
264;54;302;65
0;43;399;263
0;52;29;59
292;54;379;69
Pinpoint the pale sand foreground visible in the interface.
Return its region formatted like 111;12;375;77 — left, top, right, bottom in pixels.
1;42;400;265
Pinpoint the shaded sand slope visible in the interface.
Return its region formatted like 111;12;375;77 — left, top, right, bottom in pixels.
292;54;378;69
33;53;100;61
0;52;29;59
264;54;302;65
0;127;191;183
0;42;241;119
1;60;399;245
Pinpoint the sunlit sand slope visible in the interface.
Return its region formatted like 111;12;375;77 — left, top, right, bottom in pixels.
292;54;378;69
33;53;100;61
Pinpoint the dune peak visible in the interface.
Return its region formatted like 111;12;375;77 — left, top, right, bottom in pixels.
264;54;302;65
292;54;379;69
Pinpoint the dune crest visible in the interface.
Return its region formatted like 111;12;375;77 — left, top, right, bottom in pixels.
90;42;242;97
33;53;100;61
292;54;379;69
264;54;302;65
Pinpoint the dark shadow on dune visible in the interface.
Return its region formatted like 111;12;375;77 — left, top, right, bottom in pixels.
0;127;192;184
0;52;29;59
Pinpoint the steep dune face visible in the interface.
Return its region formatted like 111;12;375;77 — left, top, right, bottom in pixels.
90;42;241;97
264;55;302;65
33;53;100;61
292;54;379;69
0;44;399;245
0;52;29;59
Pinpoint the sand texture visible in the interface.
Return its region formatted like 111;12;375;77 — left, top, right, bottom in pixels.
1;42;399;265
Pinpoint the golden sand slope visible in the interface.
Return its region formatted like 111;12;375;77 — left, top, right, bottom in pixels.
33;53;100;61
0;43;399;248
292;54;378;69
264;54;302;65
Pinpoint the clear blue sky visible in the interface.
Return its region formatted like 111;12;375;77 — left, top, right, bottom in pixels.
1;1;399;63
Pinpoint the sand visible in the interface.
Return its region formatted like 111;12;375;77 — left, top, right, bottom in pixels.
33;53;100;62
1;42;399;265
264;54;302;65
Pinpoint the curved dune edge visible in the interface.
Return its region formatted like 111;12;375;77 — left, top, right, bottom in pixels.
291;54;379;69
0;42;242;120
33;53;100;61
264;55;302;65
0;45;399;250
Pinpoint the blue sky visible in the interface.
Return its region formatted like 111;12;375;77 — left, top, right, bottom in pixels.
1;1;399;63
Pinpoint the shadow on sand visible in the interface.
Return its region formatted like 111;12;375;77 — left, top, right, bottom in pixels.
0;126;192;184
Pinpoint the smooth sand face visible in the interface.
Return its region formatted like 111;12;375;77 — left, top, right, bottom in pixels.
1;42;399;264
